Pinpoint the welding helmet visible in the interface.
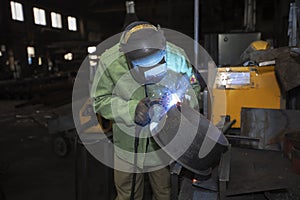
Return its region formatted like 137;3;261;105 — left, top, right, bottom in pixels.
120;21;167;84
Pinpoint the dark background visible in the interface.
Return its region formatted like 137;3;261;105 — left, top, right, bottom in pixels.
0;0;290;79
0;1;299;200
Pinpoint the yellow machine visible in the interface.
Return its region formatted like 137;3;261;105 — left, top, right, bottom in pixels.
249;40;270;51
211;65;281;128
79;98;112;134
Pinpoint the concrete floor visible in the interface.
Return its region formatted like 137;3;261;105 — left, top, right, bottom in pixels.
0;100;147;200
0;101;75;200
1;100;300;200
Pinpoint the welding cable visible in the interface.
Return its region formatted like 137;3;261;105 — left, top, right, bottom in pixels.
130;85;151;200
130;125;142;200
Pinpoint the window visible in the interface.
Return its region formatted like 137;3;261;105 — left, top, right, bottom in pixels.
1;45;6;52
67;16;77;31
27;46;35;65
51;12;62;28
10;1;24;21
87;46;96;54
33;7;46;25
27;46;35;57
64;53;73;61
38;57;42;65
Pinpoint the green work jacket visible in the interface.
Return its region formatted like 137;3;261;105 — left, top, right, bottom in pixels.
91;42;201;169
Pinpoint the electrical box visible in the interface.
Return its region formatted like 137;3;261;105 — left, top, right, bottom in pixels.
204;32;261;66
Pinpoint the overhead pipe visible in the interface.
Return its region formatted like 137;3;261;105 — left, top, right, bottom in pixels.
194;0;199;70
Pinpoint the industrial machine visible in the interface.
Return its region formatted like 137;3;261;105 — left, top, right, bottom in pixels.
78;98;112;134
211;65;282;129
204;32;261;66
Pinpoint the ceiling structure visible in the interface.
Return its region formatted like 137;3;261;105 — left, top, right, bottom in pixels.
0;0;291;77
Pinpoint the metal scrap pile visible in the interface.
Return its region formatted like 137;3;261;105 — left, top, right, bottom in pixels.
246;46;300;92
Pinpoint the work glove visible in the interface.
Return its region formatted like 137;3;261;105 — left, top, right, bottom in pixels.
134;97;151;126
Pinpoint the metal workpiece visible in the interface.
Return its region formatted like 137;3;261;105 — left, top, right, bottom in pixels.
241;108;300;150
242;46;300;92
225;147;299;197
192;172;219;192
218;145;231;200
151;103;229;175
178;176;219;200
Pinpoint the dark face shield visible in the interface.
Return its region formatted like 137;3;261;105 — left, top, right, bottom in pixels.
130;50;167;85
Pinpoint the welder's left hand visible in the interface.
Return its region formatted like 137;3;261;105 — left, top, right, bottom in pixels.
134;97;151;126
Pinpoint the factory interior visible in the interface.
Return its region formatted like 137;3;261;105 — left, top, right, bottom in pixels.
1;0;300;199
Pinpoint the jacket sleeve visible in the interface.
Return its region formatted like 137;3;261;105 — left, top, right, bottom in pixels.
185;60;202;111
166;44;202;110
179;48;202;110
91;62;139;126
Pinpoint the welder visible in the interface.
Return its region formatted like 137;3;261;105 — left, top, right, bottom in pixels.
91;21;201;200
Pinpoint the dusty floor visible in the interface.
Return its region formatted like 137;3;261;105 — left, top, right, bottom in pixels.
0;100;300;200
0;101;76;200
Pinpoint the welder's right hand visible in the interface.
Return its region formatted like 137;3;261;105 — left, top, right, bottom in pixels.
134;97;151;126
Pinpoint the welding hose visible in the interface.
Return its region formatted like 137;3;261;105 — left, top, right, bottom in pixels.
130;85;148;200
130;86;161;200
130;125;143;200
